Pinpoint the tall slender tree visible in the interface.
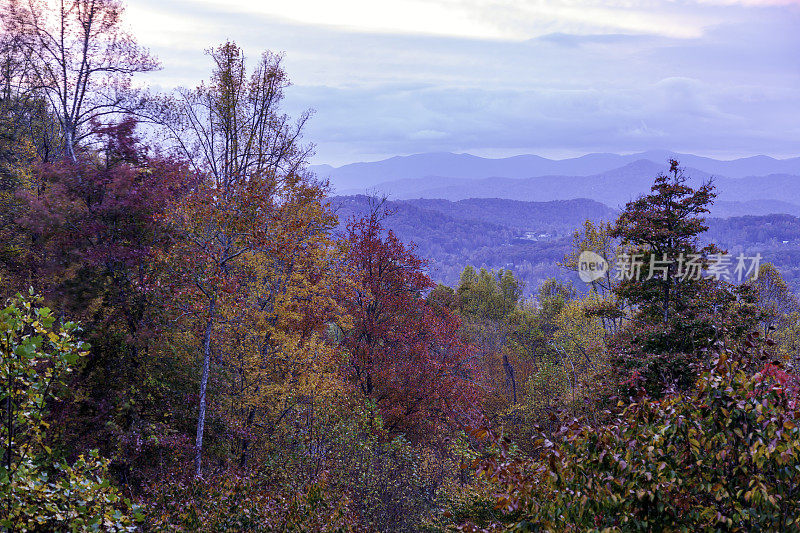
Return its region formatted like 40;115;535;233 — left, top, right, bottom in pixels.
155;42;330;478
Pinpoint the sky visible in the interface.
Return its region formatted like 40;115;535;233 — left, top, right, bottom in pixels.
125;0;800;166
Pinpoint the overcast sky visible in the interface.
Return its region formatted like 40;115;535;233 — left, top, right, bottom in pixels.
126;0;800;166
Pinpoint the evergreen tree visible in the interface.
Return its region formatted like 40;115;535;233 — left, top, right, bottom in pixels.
610;160;759;395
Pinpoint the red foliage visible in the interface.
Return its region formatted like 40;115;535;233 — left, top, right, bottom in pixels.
760;363;799;408
13;119;197;487
340;209;482;439
19;117;192;278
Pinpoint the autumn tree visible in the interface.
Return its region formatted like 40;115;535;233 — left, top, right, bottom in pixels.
214;179;346;471
467;335;800;532
0;27;64;282
161;175;271;477
548;296;610;417
154;41;344;479
339;208;480;439
746;263;800;370
0;27;63;170
2;0;158;161
457;267;521;323
9;118;193;486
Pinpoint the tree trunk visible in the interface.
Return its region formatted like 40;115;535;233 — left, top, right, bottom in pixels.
194;296;215;479
64;123;77;163
663;269;671;325
502;352;517;405
238;407;256;469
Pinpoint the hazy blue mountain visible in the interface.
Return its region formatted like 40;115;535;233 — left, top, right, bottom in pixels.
335;160;800;213
710;200;800;218
345;160;704;207
327;195;800;295
312;151;800;192
400;198;617;231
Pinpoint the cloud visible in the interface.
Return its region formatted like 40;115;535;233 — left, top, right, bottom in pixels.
288;71;800;164
122;0;800;164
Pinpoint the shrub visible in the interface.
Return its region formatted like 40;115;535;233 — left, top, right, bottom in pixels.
0;289;138;531
466;334;800;531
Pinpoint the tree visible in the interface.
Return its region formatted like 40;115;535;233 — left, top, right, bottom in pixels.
339;208;481;439
534;278;576;338
11;118;194;487
0;28;64;283
17;118;187;314
0;28;63;168
748;262;799;336
608;160;759;395
550;296;610;418
457;267;521;323
562;219;625;335
457;267;524;406
0;290;138;531
158;41;312;189
154;42;338;478
610;159;716;325
162;176;272;478
215;180;346;471
2;0;158;162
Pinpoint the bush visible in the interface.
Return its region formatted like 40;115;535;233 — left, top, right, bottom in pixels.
466;334;800;531
0;289;138;531
144;472;356;532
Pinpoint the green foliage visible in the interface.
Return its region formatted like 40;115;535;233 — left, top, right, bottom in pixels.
458;267;523;322
0;290;138;531
144;473;355;532
521;357;569;415
534;279;577;337
4;451;140;532
468;336;800;532
748;263;800;336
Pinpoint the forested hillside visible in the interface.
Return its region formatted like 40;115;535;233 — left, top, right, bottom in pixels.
331;196;800;295
1;1;800;531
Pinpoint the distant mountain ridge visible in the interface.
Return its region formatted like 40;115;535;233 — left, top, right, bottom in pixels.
399;198;617;231
312;150;800;192
327;195;800;295
321;159;800;217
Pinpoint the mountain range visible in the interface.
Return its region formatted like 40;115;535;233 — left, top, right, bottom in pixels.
311;151;800;217
328;195;800;296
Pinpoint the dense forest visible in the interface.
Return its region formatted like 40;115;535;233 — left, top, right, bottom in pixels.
2;0;800;531
332;196;800;295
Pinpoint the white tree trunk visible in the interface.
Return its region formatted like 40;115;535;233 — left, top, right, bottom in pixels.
194;296;215;479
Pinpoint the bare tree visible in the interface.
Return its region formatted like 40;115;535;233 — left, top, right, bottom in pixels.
156;41;313;192
2;0;158;161
0;27;63;167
